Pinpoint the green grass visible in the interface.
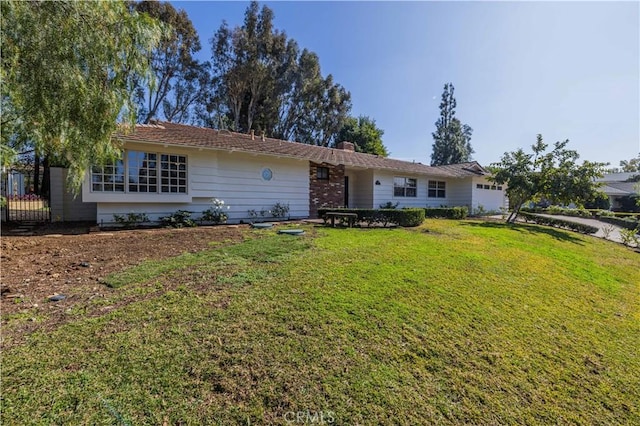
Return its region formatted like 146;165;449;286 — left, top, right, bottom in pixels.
2;221;639;425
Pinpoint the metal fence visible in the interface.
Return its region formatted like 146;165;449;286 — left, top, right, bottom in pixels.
1;170;51;223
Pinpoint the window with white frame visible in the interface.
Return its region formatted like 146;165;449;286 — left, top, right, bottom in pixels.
128;151;157;193
394;177;417;197
160;154;187;193
428;180;446;198
91;163;125;192
91;150;187;194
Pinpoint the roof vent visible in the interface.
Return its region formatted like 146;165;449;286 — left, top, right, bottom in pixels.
336;141;355;152
251;129;255;140
261;131;266;141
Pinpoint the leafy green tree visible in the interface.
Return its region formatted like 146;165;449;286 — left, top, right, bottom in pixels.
1;0;162;190
336;116;389;156
133;1;203;124
490;135;606;222
431;83;474;166
619;155;640;172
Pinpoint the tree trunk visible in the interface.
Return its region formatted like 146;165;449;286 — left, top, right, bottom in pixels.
507;202;523;223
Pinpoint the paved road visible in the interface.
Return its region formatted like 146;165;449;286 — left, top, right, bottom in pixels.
535;214;629;244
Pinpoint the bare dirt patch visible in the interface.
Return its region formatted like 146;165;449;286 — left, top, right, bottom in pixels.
1;225;249;343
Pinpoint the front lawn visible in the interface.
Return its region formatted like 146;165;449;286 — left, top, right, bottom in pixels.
2;220;639;424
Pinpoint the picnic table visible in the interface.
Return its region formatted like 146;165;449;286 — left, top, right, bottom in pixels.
324;211;358;228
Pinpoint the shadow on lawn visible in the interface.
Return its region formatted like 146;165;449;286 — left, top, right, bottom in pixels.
461;220;587;245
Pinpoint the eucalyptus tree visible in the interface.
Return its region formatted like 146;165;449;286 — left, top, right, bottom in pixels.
133;1;203;123
208;1;351;145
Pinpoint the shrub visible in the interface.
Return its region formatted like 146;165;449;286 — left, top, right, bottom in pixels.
112;212;149;228
201;198;230;224
317;208;425;227
424;206;468;219
601;225;615;239
394;208;425;227
619;228;640;247
160;210;196;228
271;202;290;218
597;216;640;231
379;201;399;209
519;212;598;234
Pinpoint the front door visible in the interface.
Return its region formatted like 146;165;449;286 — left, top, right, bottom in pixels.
344;176;349;208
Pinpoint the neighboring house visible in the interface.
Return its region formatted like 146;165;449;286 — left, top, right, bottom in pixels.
595;172;639;210
81;121;507;224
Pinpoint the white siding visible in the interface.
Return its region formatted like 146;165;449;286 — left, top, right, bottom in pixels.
349;169;374;208
446;178;472;209
471;177;507;212
373;171;426;208
50;167;97;222
213;152;308;220
90;143;309;223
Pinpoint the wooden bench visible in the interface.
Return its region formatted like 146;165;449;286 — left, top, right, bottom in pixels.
324;212;358;228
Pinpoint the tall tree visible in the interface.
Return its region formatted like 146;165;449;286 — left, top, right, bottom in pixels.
430;83;474;166
1;0;162;190
336;116;389;156
133;1;203;124
490;135;606;223
207;1;351;145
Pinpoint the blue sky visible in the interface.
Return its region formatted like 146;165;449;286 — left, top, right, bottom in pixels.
172;0;639;167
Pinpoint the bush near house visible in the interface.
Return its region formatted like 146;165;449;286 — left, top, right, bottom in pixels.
519;212;599;234
424;206;469;219
317;208;425;227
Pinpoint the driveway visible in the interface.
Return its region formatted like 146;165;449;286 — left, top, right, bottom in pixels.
535;214;629;244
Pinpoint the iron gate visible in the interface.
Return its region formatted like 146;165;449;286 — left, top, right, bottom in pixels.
1;168;51;223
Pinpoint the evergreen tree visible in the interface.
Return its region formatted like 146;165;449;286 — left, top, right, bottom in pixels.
430;83;474;166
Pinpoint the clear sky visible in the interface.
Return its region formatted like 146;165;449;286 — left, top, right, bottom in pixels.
171;0;640;167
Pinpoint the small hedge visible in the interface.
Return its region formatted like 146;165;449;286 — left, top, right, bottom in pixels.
519;212;599;234
424;206;469;219
597;216;640;231
317;208;425;227
521;206;593;218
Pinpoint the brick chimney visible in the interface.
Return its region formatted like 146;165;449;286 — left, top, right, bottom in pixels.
336;141;355;152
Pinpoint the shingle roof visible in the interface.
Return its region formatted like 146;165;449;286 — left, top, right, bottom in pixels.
117;121;486;179
600;182;637;195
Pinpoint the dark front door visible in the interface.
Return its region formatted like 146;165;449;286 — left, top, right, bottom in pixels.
344;176;349;208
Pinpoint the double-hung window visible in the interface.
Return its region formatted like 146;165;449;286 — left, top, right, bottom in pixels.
394;177;417;197
428;180;446;198
91;150;187;194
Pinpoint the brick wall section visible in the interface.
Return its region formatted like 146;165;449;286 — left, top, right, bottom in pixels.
309;162;345;218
